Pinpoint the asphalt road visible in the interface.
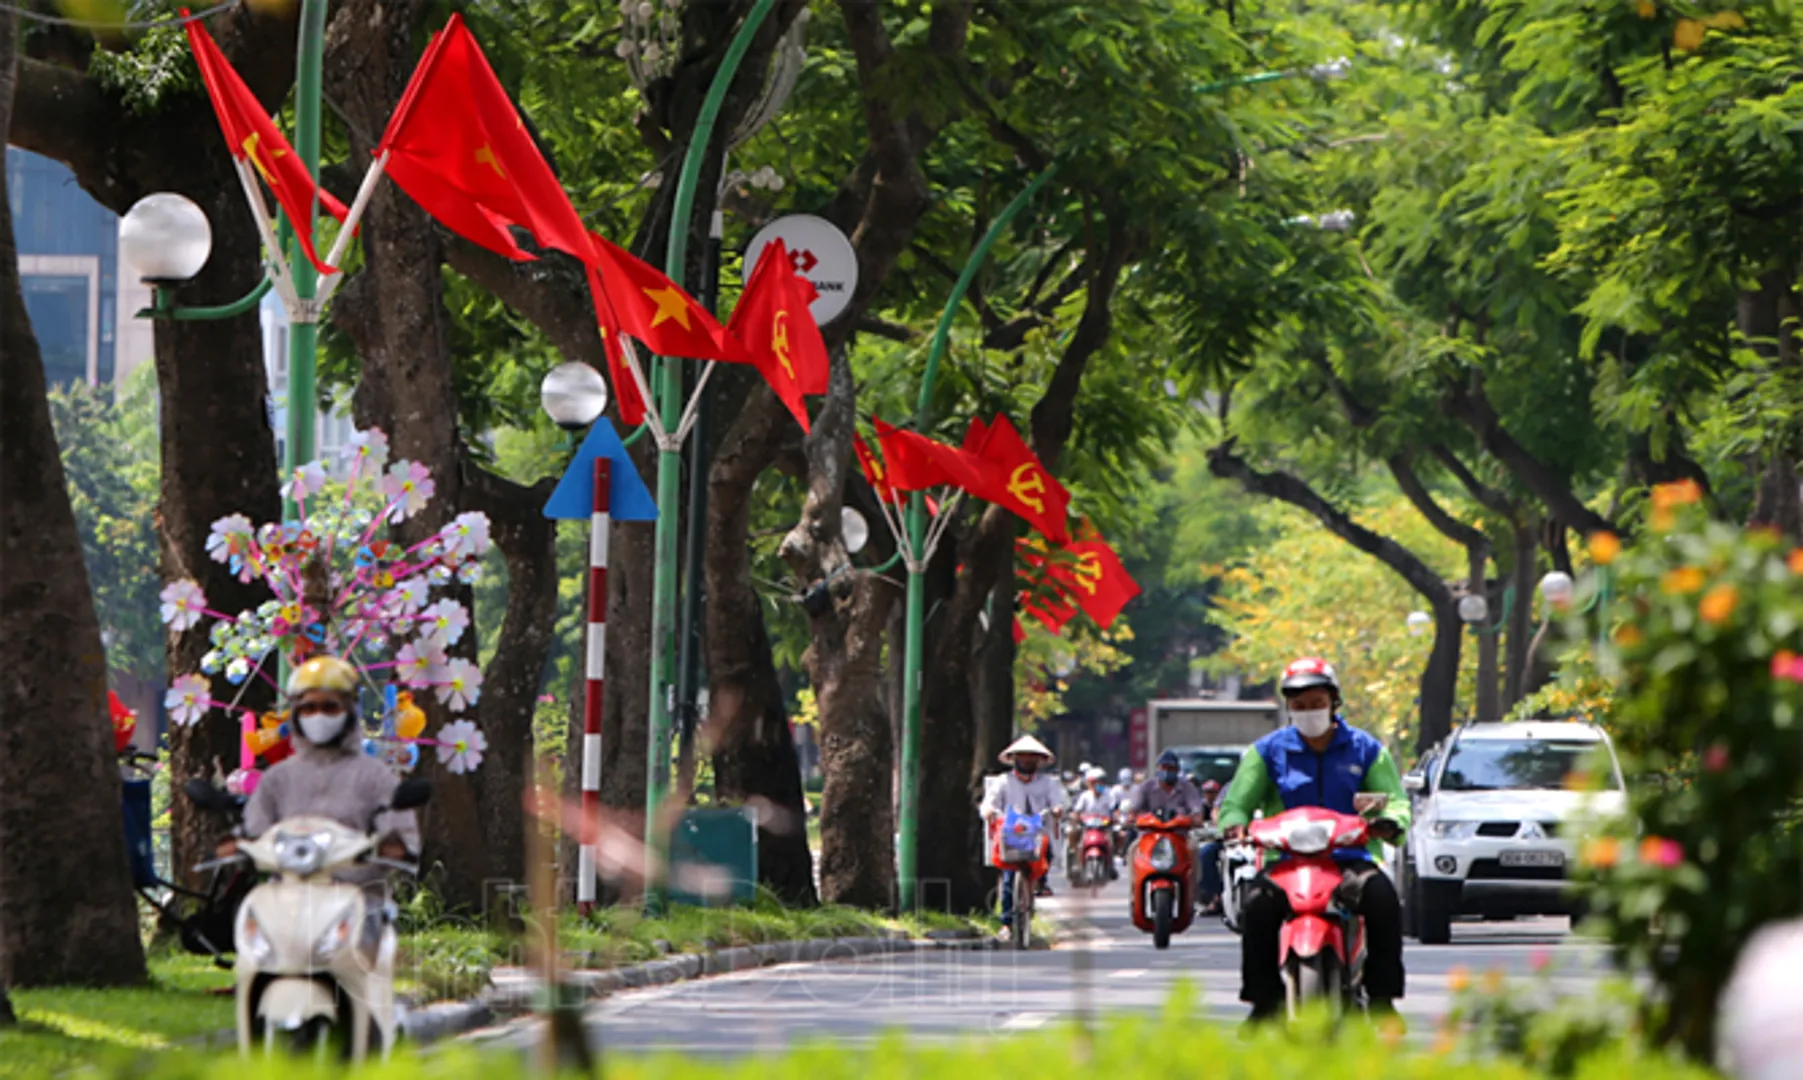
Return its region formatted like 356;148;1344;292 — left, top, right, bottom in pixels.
474;875;1612;1058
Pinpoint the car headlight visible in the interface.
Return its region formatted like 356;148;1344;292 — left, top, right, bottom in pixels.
1428;821;1480;839
313;907;356;965
238;908;274;966
1150;837;1176;870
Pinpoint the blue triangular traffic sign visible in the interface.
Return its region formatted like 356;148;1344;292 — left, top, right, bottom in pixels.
543;419;658;521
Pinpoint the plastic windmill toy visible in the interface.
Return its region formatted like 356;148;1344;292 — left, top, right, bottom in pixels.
160;428;491;794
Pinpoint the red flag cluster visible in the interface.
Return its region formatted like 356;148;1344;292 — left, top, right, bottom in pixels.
187;13;833;432
1016;526;1140;639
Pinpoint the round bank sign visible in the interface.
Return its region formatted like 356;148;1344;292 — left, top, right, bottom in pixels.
744;214;858;325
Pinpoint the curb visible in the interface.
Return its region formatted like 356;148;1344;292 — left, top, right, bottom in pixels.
403;933;992;1047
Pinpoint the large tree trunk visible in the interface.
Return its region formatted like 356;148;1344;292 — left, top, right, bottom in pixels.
1503;518;1538;712
0;12;147;985
11;0;299;896
969;568;1016;787
705;372;817;906
1418;598;1463;753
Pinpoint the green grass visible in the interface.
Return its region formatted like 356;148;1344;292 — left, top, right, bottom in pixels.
0;952;234;1079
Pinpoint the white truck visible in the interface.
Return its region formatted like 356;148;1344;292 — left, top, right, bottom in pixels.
1143;699;1282;784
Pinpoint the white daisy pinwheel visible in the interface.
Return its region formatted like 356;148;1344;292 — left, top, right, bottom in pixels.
435;720;487;774
159;580;208;632
435;657;483;711
165;673;213;727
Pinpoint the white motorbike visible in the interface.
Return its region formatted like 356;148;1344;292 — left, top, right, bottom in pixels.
1218;838;1261;934
198;779;430;1061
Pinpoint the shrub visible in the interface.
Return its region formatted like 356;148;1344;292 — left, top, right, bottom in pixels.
1575;489;1803;1059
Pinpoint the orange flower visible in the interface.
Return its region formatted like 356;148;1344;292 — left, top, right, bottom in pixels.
1651;506;1675;532
1614;623;1645;647
1582;836;1622;869
1448;965;1472;992
1651;478;1703;509
1674;16;1705;51
1699;583;1739;626
1482;968;1505;994
1587;531;1622;566
1635;0;1656;17
1639;836;1684;869
1662;566;1706;595
1788;549;1803;575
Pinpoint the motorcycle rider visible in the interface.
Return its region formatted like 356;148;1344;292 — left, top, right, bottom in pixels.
233;656;421;927
980;734;1069;932
1218;657;1409;1025
1124;750;1206;818
1072;767;1120;880
1195;778;1227;915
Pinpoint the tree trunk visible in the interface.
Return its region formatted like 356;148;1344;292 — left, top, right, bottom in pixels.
1741;270;1803;538
705;371;816;906
780;352;897;909
969;570;1016;788
1503;518;1537;712
1418;599;1463;753
1470;548;1500;726
0;983;12;1026
0;12;147;985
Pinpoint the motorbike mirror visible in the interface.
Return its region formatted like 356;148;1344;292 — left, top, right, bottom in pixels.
183;779;237;814
389;778;433;811
1402;772;1425;793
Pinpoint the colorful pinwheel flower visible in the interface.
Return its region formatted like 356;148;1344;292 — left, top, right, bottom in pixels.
159;580;208;632
435;720;487;774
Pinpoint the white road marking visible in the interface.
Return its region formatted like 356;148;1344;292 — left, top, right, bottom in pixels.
1109;968;1149;979
1000;1012;1051;1030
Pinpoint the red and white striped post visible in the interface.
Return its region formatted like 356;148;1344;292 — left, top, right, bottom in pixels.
578;458;610;914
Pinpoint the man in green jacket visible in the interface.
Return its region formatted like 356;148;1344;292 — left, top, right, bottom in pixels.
1217;657;1411;1024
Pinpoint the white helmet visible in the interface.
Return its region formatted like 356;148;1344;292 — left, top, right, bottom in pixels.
1086;766;1106;782
1118;767;1132;785
1720;918;1803;1079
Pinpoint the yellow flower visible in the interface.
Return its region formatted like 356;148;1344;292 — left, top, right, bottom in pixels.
1582;836;1622;870
1431;1031;1460;1057
1635;0;1656;16
1700;10;1747;30
1448;965;1472;993
1673;17;1706;50
1662;566;1706;595
1699;584;1739;626
1614;623;1645;647
1482;968;1505;995
1587;531;1622;566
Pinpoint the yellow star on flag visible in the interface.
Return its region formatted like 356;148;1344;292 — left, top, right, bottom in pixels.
645;285;693;331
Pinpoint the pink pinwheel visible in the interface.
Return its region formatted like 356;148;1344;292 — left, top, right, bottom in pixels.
435;657;483;711
281;461;328;502
165;673;213;727
387;578;430;618
440;512;493;561
435;720;487;773
159;580;208;632
396;640;447;687
381;460;435;523
420;599;470;647
206;514;254;564
342;428;390;472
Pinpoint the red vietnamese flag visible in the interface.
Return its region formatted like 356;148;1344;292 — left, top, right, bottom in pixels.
582;266;650;426
1047;538;1140;628
873;418;991;494
962;414;1070;543
729;239;830;432
376;14;593;265
185;17;348;274
853;434;903;507
588;230;749;367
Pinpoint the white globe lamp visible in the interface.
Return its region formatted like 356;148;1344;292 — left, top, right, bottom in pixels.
540;362;609;430
119;193;212;284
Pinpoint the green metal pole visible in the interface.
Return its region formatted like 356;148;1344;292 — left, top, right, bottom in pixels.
648;0;776;911
283;0;327;522
1193;70;1289;94
897;164;1057;911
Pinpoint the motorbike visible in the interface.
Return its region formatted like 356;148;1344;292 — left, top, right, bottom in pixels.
1217;837;1261;934
990;808;1051;950
1069;814;1113;887
200;778;431;1060
1246;802;1381;1018
1129;809;1195;949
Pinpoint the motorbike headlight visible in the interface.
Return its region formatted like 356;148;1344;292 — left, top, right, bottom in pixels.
238;908;274;966
1428;820;1480;839
1150;837;1177;870
313;907;357;965
272;829;335;877
1284;821;1332;855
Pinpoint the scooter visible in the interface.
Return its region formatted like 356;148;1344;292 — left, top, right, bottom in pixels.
205;779;431;1060
1217;837;1260;934
1129;809;1195;949
1072;814;1113;887
1246;802;1377;1018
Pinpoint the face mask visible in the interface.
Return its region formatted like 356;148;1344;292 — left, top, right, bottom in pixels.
1013;761;1038;778
298;709;349;746
1158;767;1180;785
1291;707;1333;739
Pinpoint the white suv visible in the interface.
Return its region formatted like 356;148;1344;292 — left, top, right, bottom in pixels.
1403;721;1626;944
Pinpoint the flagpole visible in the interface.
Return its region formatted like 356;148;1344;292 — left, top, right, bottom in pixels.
897;164;1058;912
283;0;329;524
646;0;778;914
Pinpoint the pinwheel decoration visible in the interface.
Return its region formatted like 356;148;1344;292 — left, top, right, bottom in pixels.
158;429;490;776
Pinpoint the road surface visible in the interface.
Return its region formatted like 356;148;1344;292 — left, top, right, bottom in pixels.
474;880;1610;1057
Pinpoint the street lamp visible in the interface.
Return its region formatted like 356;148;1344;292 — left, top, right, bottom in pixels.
1406;610;1431;638
1539;571;1575;610
841;507;870;555
540;362;610;431
1457;593;1489;626
119;193;212;285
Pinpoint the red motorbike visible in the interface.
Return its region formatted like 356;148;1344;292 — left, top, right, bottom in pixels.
1130;810;1195;949
1075;814;1113;886
1247;804;1376;1017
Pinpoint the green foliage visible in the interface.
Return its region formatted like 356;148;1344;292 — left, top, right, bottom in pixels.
1576;495;1803;1056
0;950;232;1078
87;22;199;115
1446;967;1650;1077
47;365;163;678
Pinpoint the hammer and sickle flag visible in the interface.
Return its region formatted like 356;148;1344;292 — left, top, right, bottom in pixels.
961;415;1071;543
186;15;349;274
728;239;829;433
1051;538;1139;628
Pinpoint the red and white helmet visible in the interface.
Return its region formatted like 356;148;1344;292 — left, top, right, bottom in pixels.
1280;657;1340;699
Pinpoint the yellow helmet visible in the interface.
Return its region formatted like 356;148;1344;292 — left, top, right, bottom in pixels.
286;655;358;698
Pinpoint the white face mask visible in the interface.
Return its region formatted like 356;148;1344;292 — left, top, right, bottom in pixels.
298;709;349;746
1291;708;1333;739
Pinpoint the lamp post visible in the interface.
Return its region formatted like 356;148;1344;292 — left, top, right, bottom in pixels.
1406;610;1431;638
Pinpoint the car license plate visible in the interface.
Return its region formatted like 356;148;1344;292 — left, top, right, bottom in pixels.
1500;849;1564;868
